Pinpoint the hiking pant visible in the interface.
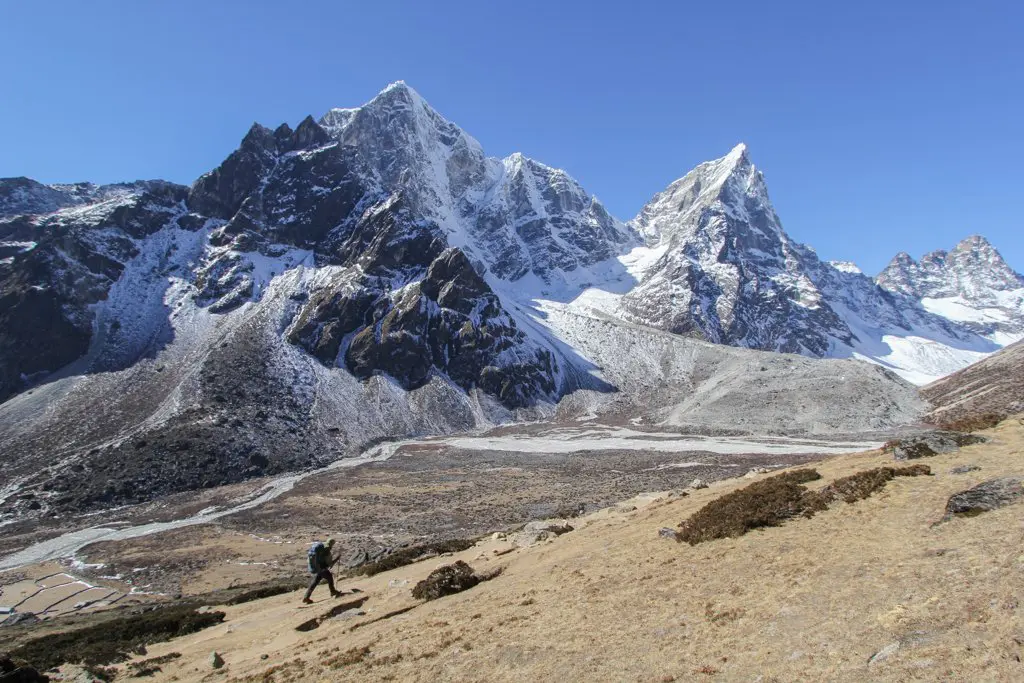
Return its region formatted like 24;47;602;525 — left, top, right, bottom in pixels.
304;569;336;600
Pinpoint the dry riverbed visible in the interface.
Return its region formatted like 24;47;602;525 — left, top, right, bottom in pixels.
1;424;882;601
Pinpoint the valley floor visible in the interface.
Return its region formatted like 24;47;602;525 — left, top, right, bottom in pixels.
2;424;877;594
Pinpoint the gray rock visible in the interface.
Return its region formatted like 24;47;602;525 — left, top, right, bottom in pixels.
0;611;38;627
689;478;709;490
658;527;679;540
868;642;900;665
209;651;225;669
515;530;553;547
523;521;574;536
950;464;981;474
345;550;369;568
335;608;366;619
944;477;1024;518
892;432;985;460
0;663;52;682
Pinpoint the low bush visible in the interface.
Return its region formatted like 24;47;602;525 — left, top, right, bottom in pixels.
8;604;224;671
676;469;822;545
813;464;931;505
932;412;1005;433
411;561;479;601
355;539;476;576
223;579;305;606
323;645;371;668
677;465;931;545
126;652;182;677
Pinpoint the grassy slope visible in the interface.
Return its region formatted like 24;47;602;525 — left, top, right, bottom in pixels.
88;416;1024;682
923;339;1024;426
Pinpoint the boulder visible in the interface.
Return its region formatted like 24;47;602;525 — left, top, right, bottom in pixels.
522;521;573;536
944;477;1024;519
344;550;370;569
0;613;38;628
892;432;985;460
514;530;552;547
411;561;480;601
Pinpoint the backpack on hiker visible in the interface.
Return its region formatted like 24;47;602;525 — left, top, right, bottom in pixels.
307;542;326;573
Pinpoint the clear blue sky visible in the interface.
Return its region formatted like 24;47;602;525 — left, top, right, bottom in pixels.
2;1;1021;275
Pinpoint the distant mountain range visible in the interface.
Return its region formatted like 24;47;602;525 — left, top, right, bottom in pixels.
0;82;1018;515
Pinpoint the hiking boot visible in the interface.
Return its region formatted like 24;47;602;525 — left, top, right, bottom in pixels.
302;598;313;604
331;590;343;598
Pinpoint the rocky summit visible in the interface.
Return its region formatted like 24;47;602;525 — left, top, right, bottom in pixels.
0;82;1021;515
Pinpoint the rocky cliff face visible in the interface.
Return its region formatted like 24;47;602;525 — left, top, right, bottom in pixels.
0;182;192;402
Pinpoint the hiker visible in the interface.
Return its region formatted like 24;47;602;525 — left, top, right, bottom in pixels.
303;538;342;603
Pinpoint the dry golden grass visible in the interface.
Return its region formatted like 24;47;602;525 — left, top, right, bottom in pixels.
86;416;1024;682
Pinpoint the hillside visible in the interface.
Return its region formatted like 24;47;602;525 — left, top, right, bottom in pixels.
923;339;1024;426
18;416;1021;682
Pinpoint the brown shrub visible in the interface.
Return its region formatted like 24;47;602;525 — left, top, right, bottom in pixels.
677;466;931;545
9;605;224;670
411;561;480;601
355;539;476;576
676;469;822;545
813;464;931;505
223;579;306;605
323;645;370;668
932;412;1005;433
126;652;182;677
704;601;745;625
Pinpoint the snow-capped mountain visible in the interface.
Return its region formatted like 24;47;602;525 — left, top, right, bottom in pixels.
877;236;1024;346
562;143;1018;384
0;81;1017;516
314;83;635;284
619;143;848;355
0;176;171;219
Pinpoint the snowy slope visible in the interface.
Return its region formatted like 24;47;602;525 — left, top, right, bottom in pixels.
878;236;1024;348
